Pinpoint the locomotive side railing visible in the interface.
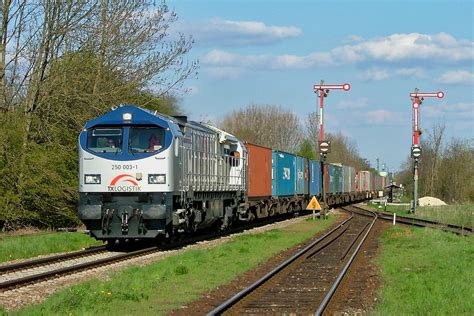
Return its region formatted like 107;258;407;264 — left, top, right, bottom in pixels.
179;145;246;193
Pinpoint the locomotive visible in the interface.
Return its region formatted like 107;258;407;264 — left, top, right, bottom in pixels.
78;105;385;242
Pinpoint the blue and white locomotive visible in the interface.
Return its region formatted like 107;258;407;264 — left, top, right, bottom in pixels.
78;105;247;241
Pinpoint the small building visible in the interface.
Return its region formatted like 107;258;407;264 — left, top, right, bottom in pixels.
385;184;402;203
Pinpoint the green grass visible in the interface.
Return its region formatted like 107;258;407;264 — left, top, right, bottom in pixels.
371;226;474;315
11;216;335;315
367;202;473;228
0;232;102;263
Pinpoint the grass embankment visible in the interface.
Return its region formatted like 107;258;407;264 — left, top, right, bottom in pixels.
0;232;102;263
372;226;474;315
367;202;473;228
11;216;335;315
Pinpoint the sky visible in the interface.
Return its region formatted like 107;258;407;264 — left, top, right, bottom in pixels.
166;0;473;172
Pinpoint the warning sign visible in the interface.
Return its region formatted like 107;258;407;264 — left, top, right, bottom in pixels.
306;196;322;211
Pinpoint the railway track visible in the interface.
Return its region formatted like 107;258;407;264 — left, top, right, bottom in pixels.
353;204;472;236
0;245;107;274
0;211;311;293
208;206;377;315
0;246;160;291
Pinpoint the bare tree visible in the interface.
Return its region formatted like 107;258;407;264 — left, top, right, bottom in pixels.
437;138;474;203
0;0;9;110
222;104;304;153
324;132;370;170
304;111;319;152
427;123;445;195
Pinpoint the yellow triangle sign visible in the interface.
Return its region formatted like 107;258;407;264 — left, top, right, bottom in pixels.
306;196;321;211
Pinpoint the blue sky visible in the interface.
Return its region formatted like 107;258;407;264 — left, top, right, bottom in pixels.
166;0;473;172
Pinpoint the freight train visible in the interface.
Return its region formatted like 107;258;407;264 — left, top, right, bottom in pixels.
78;105;386;242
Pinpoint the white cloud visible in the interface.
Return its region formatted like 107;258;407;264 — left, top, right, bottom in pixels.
358;67;426;81
333;98;369;110
201;49;332;70
437;70;474;85
172;18;302;46
201;33;473;72
205;67;244;79
424;102;473;120
366;110;403;125
345;33;472;63
358;68;390;81
395;67;426;78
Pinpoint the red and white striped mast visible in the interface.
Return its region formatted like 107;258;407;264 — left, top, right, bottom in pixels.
409;89;444;213
313;81;350;207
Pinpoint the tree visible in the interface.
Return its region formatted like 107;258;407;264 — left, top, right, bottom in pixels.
297;139;317;159
222;104;304;153
437;138;474;203
0;1;196;230
320;132;370;170
304;111;320;153
397;128;473;203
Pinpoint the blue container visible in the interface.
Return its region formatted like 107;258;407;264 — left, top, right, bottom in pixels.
329;164;343;193
272;151;296;197
295;156;308;195
309;159;321;196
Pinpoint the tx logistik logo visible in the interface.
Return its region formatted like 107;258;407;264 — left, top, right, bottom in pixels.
108;174;142;192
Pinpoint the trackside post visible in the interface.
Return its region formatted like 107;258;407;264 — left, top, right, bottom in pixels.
409;89;444;213
313;81;350;211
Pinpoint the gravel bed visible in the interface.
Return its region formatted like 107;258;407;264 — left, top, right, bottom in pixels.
0;251;121;283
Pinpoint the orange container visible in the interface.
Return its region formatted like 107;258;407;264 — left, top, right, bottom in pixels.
246;143;272;199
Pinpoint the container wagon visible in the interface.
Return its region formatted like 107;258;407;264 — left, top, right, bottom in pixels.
309;160;321;197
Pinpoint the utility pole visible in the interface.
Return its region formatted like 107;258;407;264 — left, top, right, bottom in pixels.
409;89;444;213
313;81;350;209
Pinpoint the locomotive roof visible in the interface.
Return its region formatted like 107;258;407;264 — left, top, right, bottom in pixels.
84;104;176;129
83;104;240;141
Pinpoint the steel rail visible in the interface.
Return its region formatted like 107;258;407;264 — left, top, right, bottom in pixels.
352;204;472;236
314;208;377;315
0;246;159;291
0;245;107;274
207;213;354;316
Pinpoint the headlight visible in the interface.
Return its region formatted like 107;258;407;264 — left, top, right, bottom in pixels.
148;174;166;184
84;174;101;184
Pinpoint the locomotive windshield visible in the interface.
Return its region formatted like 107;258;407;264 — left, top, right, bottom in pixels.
87;127;123;153
129;126;165;153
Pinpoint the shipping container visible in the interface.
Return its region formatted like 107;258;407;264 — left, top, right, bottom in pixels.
246;143;272;199
341;165;356;193
272;151;296;197
324;164;331;194
359;171;371;191
350;167;356;192
355;170;360;192
330;164;343;193
374;174;386;192
295;156;309;195
375;174;380;191
309;159;321;196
